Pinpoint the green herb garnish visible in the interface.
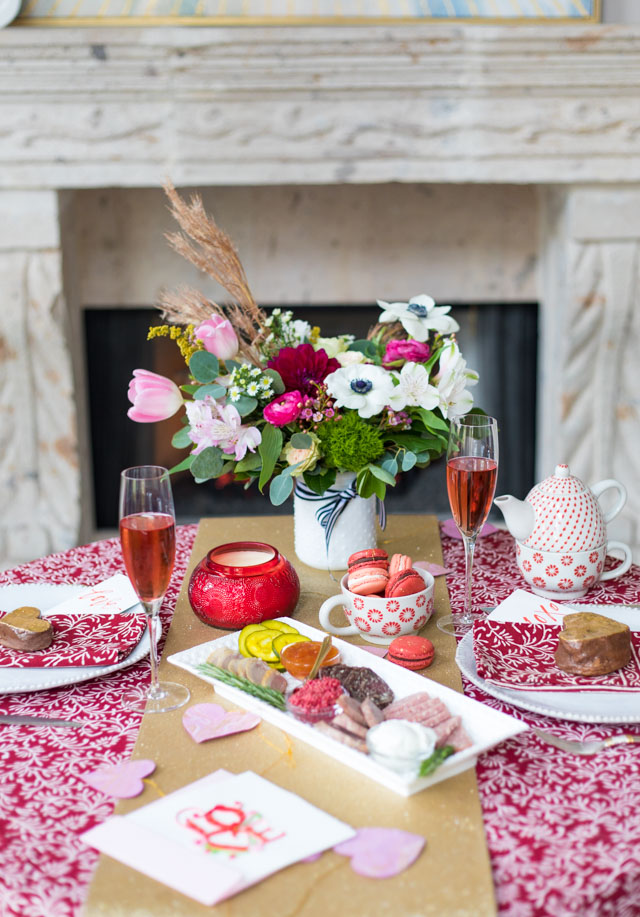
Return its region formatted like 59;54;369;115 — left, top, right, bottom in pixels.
196;662;287;710
418;745;455;777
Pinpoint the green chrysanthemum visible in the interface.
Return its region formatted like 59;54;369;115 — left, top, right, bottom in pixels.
317;412;384;472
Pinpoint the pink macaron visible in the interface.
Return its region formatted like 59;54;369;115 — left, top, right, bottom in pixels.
348;549;389;572
384;568;426;598
389;553;413;577
348;565;389;596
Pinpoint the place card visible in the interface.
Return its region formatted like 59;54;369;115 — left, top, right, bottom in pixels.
489;589;573;626
46;574;139;617
81;769;355;906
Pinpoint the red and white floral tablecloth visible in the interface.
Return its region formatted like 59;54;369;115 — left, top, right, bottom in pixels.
0;526;639;917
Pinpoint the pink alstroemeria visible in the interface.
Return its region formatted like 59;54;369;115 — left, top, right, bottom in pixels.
194;316;239;361
127;369;183;423
263;391;303;427
186;399;261;461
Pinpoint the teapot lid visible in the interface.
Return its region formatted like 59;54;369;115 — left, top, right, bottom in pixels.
524;464;607;551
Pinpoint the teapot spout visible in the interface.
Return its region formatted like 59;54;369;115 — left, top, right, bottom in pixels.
494;494;535;543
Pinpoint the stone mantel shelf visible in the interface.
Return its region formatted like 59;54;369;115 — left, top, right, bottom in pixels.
3;23;640;188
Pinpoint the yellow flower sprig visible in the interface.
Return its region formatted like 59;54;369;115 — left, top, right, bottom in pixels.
147;324;203;364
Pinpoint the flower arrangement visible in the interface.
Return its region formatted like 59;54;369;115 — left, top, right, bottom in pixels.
126;184;480;507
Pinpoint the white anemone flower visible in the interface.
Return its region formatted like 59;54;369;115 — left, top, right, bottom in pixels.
325;364;397;419
434;341;479;419
377;294;459;342
388;362;439;412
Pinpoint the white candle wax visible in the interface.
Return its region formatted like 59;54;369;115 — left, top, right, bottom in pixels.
213;549;274;566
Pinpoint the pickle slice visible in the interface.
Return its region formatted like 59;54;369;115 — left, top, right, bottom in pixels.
244;628;283;663
272;633;310;657
238;623;269;658
260;620;299;634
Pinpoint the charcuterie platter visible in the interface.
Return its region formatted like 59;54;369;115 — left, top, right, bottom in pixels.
168;617;527;797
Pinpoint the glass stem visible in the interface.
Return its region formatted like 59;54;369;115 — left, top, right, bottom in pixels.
142;598;163;699
461;532;478;627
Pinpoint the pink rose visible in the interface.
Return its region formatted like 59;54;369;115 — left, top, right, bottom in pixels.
383;339;430;366
263;391;303;427
194;316;239;361
127;369;183;423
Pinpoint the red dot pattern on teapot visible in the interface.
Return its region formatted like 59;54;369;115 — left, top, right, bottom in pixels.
521;464;607;552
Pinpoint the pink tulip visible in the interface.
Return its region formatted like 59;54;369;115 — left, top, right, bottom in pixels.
194;316;239;361
127;369;183;423
263;391;303;427
383;339;430;366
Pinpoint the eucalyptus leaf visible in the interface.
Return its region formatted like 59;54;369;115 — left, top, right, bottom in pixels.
194;383;226;401
190;447;224;481
189;350;220;383
381;457;399;477
269;473;294;506
258;425;283;491
225;360;242;372
401;450;417;471
180;384;199;395
231;395;258;417
290;432;312;449
263;369;285;395
368;464;396;486
171;426;193;449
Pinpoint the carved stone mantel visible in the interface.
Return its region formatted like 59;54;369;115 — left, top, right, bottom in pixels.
1;24;640;563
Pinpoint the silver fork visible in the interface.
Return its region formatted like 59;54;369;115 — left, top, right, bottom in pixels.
534;728;640;756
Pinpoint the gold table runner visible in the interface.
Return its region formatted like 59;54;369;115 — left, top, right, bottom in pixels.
85;515;496;917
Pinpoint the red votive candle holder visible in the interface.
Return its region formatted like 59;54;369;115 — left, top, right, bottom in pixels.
188;541;301;629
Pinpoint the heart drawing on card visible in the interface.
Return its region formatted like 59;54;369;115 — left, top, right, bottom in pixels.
182;703;261;743
80;759;156;798
334;828;425;878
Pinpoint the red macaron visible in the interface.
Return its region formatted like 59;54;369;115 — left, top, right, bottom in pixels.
384;567;425;598
387;635;435;670
348;565;389;596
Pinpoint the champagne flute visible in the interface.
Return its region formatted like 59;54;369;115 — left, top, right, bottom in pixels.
119;465;190;713
437;415;499;637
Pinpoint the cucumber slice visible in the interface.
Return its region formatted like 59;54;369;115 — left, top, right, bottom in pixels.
245;628;282;663
238;623;269;658
272;633;310;656
260;619;299;634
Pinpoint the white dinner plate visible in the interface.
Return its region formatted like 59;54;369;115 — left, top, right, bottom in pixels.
0;583;152;694
168;617;527;797
456;604;640;724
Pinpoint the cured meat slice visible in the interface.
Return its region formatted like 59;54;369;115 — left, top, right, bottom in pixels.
433;716;461;747
314;721;368;754
333;713;368;739
336;695;368;725
329;665;394;708
361;698;384;727
447;723;473;752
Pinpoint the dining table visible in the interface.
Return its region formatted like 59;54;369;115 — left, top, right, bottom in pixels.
1;515;639;917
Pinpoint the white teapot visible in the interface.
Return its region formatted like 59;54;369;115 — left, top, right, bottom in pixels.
494;464;632;599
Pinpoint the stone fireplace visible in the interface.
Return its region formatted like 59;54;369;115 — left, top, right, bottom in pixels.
2;23;640;566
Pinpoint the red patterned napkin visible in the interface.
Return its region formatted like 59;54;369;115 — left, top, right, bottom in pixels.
0;611;147;668
473;620;640;692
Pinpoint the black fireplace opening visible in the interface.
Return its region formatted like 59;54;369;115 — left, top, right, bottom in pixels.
85;303;538;530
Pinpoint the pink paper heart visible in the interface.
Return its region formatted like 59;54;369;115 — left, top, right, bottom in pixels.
334;828;425;878
441;518;498;540
182;703;261;743
80;759;156;798
359;646;388;658
414;561;451;577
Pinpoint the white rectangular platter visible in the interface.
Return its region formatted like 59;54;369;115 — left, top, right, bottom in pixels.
168;617;527;797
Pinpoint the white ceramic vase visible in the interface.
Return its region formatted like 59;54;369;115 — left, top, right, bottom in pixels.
293;472;377;570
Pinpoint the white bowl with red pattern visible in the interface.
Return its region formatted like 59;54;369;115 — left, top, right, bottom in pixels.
516;540;632;600
318;570;435;646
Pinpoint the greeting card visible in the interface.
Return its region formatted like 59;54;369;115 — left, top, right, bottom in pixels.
81;770;355;906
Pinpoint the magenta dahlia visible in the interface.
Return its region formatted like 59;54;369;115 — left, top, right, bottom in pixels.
267;343;340;396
